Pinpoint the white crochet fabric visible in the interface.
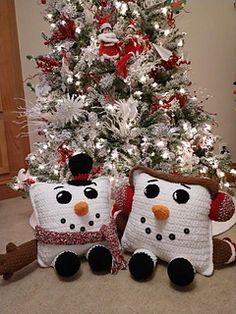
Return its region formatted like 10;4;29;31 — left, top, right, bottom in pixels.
30;177;112;267
121;172;214;276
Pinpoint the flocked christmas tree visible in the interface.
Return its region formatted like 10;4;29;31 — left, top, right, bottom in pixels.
12;0;235;194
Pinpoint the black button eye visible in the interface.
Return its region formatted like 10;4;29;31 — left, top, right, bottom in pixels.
144;184;160;199
173;189;190;204
84;187;98;199
56;191;72;204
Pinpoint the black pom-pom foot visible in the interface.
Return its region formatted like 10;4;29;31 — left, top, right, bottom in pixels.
87;246;112;273
167;258;195;286
55;251;81;278
128;252;155;281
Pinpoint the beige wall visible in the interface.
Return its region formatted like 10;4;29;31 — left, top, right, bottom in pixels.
15;0;236;160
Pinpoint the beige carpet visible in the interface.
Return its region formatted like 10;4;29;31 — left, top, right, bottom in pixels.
0;197;236;314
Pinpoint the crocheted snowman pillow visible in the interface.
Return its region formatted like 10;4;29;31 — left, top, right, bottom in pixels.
118;165;235;286
30;153;126;277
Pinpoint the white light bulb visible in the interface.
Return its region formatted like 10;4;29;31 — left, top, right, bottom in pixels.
139;75;147;83
156;141;165;148
39;165;45;170
164;29;171;36
75;27;81;34
67;76;73;84
162;152;169;159
179;88;186;94
50;23;56;29
218;171;225;178
120;3;128;15
224;182;230;188
230;169;236;175
154;23;160;30
161;7;168;15
47;14;53;20
30;155;36;161
178;39;183;47
205;124;212;131
115;1;122;9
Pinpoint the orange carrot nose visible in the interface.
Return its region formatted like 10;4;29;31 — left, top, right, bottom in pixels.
152;205;170;220
74;201;89;216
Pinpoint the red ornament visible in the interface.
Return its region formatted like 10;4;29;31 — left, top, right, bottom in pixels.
41;0;46;4
167;11;176;28
151;92;187;112
23;178;36;185
101;0;108;7
36;56;61;73
57;145;73;166
161;53;190;70
92;165;103;176
45;16;76;44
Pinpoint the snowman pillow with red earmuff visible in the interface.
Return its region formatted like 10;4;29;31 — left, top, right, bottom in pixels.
113;165;236;287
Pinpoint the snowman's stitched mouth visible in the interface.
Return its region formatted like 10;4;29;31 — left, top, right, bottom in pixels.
59;212;102;231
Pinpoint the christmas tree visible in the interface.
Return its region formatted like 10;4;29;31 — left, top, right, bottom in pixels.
12;0;235;194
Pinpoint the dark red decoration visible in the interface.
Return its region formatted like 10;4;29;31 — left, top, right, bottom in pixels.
92;165;103;176
45;16;77;44
23;178;36;185
161;54;190;70
101;0;108;7
167;11;176;28
41;0;46;4
151;93;188;111
36;56;61;73
95;12;113;29
57;145;73;167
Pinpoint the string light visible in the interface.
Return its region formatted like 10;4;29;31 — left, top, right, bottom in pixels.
164;29;171;36
67;76;73;84
54;169;59;175
75;27;81;34
47;13;53;20
30;155;36;161
139;75;147;83
178;39;184;47
161;7;168;15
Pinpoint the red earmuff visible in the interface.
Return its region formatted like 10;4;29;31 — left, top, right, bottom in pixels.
209;192;235;222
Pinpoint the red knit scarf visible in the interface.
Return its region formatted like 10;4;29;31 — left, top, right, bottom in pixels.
35;218;126;274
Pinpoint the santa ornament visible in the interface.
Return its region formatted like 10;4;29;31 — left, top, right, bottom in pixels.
113;165;236;286
117;19;142;78
0;154;126;279
98;17;121;61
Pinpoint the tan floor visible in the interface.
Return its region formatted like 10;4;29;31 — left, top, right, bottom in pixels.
0;197;236;314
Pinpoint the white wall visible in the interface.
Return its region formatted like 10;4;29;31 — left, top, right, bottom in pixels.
15;0;236;160
179;0;236;159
